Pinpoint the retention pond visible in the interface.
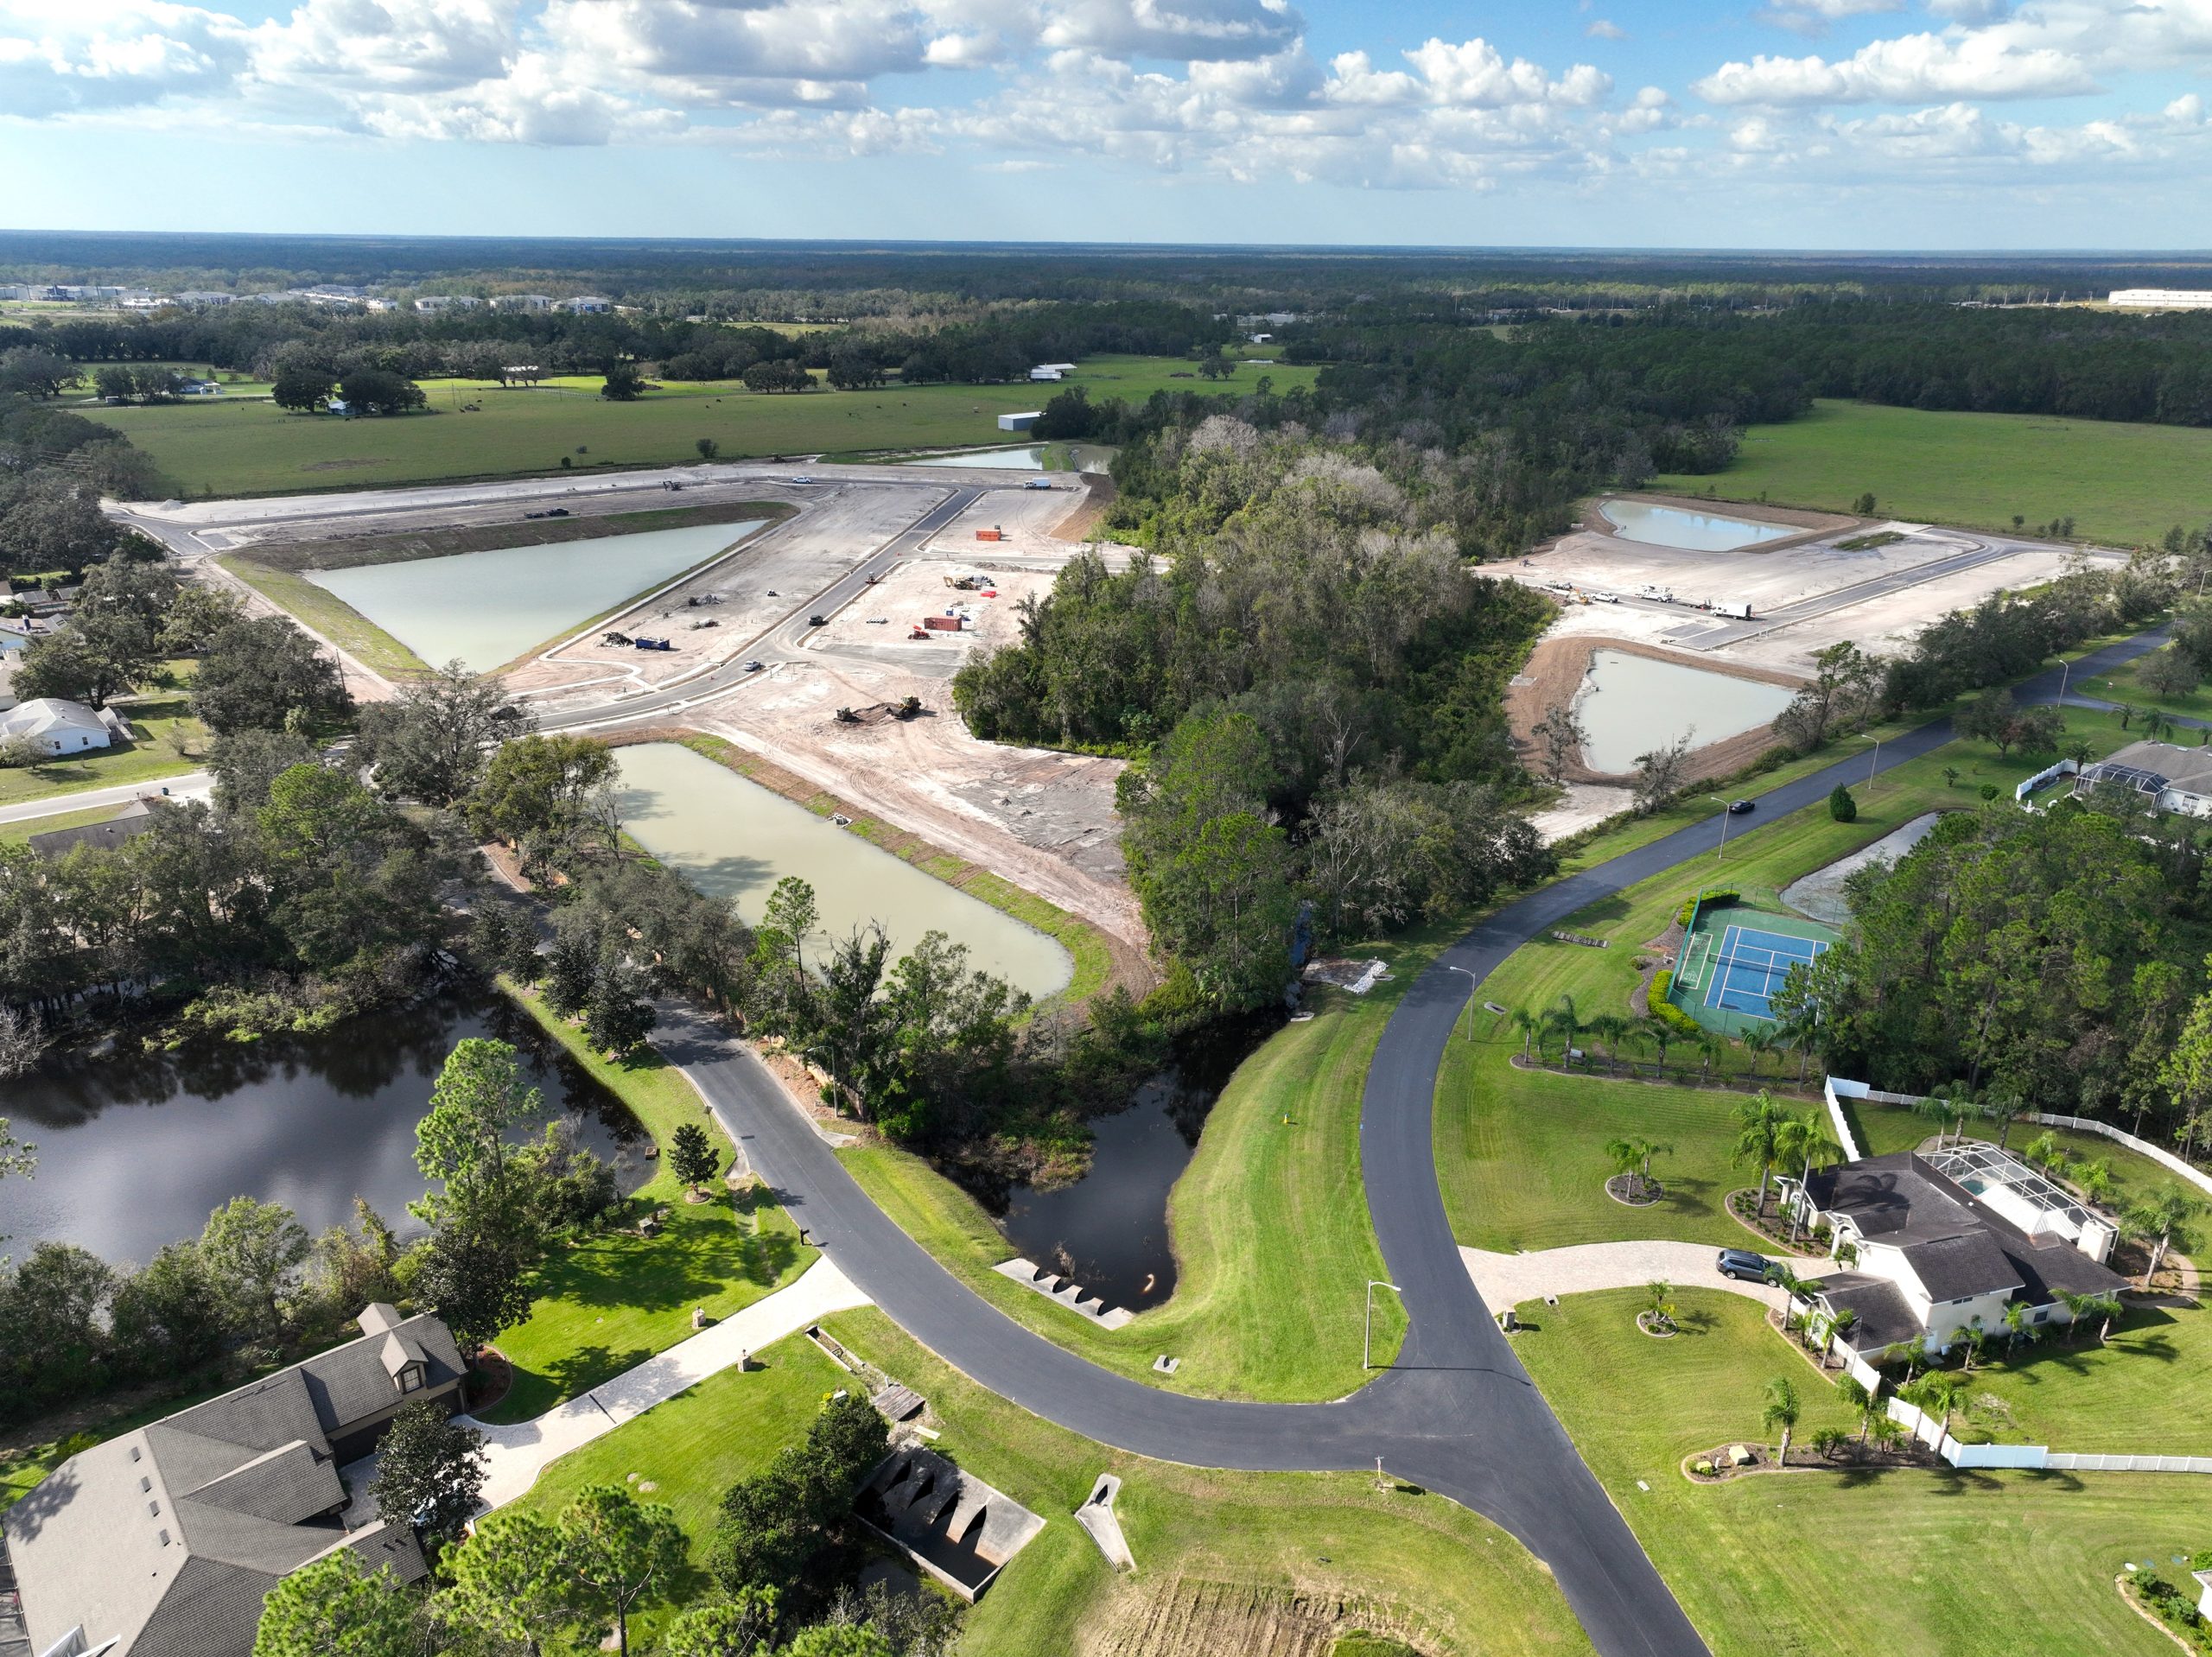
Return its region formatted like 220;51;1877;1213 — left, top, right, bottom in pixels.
1600;498;1799;552
1576;649;1795;774
307;519;765;671
8;981;642;1265
613;742;1073;1001
984;1009;1281;1312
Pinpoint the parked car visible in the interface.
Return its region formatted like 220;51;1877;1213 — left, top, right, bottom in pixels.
1716;1248;1776;1284
808;614;828;627
742;660;766;672
1727;798;1756;815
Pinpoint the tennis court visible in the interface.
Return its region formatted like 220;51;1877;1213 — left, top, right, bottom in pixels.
1669;902;1839;1035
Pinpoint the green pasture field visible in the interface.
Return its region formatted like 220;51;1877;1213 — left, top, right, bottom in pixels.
1515;1287;2206;1657
86;354;1318;497
1651;398;2212;547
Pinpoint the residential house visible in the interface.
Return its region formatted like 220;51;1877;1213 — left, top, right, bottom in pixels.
413;295;482;313
1787;1147;2127;1357
563;295;613;314
3;1305;464;1657
172;291;234;307
2073;740;2212;817
27;799;159;858
493;294;554;313
0;699;127;757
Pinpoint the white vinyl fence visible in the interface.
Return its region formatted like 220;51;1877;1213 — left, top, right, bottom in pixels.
2023;1112;2212;1203
1880;1397;2212;1474
2047;1452;2212;1474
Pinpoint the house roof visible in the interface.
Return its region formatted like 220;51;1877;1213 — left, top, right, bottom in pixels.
2082;740;2212;798
5;1308;460;1657
27;799;156;859
1805;1151;2126;1305
0;698;110;740
1815;1273;1923;1352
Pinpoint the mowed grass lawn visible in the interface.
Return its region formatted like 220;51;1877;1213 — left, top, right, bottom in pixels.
512;1330;851;1645
0;687;207;808
1516;1288;2205;1657
838;920;1448;1403
481;983;816;1425
1651;397;2212;546
2075;651;2212;726
86;354;1318;496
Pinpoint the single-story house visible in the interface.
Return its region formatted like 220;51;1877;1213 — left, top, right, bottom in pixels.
4;1305;464;1657
27;799;158;859
1786;1147;2128;1356
0;699;127;758
2074;740;2212;817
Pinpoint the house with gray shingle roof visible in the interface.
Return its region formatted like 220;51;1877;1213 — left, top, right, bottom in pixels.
3;1305;464;1657
1788;1149;2127;1358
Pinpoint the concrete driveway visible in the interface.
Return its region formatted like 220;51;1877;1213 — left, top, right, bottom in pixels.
1462;1240;1823;1313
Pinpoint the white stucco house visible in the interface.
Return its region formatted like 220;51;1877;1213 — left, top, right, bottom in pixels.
1784;1146;2128;1359
0;698;128;757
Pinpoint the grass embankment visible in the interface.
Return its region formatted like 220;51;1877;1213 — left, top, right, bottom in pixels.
1651;398;2212;546
839;924;1444;1400
2077;653;2212;727
0;688;207;809
515;1306;1592;1656
480;980;817;1425
1516;1287;2206;1657
241;498;795;574
1437;714;2159;1255
671;733;1120;1010
86;355;1319;496
218;552;433;681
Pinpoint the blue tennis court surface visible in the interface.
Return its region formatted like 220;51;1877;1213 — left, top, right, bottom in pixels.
1703;924;1827;1018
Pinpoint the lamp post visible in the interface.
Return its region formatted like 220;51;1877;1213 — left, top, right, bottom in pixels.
1708;795;1732;861
1446;964;1478;1043
1866;736;1882;796
1364;1280;1403;1371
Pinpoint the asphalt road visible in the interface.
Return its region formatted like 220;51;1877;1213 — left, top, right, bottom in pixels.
652;621;2173;1657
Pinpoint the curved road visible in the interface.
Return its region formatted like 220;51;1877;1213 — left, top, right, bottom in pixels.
123;477;2168;1653
652;624;2170;1657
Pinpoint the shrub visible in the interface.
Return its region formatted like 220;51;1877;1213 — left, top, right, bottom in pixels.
1692;1458;1715;1476
1674;888;1740;927
1829;784;1858;822
1646;973;1704;1039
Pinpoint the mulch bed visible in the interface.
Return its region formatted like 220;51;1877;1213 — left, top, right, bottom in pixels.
1636;1311;1679;1339
1726;1188;1827;1257
466;1348;515;1415
1606;1174;1664;1208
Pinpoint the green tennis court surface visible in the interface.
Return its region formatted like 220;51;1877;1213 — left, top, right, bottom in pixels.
1670;903;1839;1037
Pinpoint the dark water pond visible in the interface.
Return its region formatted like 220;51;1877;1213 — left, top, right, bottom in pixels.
3;981;645;1266
991;1010;1282;1312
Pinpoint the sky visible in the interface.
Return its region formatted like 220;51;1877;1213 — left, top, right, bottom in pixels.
3;0;2212;249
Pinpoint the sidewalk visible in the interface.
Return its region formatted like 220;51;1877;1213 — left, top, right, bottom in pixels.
0;770;211;826
341;1255;870;1522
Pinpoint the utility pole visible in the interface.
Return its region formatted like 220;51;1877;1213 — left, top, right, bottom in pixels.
1364;1280;1403;1371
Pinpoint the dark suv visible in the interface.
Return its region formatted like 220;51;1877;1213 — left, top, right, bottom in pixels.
1716;1248;1776;1284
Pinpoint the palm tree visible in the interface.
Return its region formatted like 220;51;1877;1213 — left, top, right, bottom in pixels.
2001;1299;2038;1349
2075;1157;2114;1204
1641;1014;1676;1075
1885;1336;1924;1383
1643;1279;1678;1334
1543;994;1583;1069
1763;1375;1802;1466
1958;1318;1989;1374
2057;1290;2107;1343
2085;1292;2125;1344
1826;1307;1859;1368
1837;1373;1879;1445
1733;1090;1789;1217
1775;1110;1845;1243
1605;1136;1650;1199
1900;1370;1967;1449
2123;1190;2202;1283
1770;1262;1809;1340
1742;1025;1777;1077
1979;1091;2026;1150
1587;1013;1630;1074
1914;1088;1968;1151
1510;1006;1539;1060
1696;1031;1726;1077
2023;1131;2067;1177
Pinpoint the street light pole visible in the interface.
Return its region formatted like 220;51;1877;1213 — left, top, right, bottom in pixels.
1364;1280;1403;1371
1707;795;1731;860
1446;964;1478;1043
1866;736;1882;795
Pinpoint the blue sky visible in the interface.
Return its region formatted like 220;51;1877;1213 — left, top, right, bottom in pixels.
3;0;2210;247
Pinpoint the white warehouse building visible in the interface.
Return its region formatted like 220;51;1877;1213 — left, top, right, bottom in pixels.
2108;289;2212;310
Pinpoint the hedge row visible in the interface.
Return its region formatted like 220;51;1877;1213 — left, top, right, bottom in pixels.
1674;888;1741;928
1647;969;1706;1038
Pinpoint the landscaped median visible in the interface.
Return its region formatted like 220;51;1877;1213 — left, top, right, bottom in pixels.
480;976;817;1425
